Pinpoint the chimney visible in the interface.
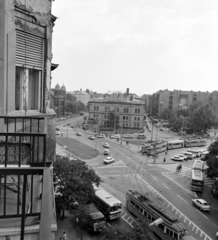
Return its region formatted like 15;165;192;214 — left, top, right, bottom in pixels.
127;88;129;95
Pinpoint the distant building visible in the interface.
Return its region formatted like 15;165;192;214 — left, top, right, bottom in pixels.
88;99;145;131
149;89;218;116
50;84;66;117
68;89;90;106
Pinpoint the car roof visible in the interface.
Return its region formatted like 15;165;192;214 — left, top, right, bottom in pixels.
196;199;207;203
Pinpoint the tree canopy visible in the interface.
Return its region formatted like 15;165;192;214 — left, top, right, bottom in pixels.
206;140;218;178
53;156;101;216
108;112;119;129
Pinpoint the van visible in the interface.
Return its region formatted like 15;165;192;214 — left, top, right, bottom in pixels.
181;152;194;160
137;134;146;139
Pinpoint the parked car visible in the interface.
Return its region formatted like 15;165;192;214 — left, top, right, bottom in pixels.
76;132;82;136
137;134;146;139
138;129;145;133
124;135;133;139
171;155;184;161
89;136;95;140
178;154;188;161
192;199;210;211
56;131;61;135
104;149;110;155
102;143;109;148
110;134;120;139
103;156;115;164
97;134;105;138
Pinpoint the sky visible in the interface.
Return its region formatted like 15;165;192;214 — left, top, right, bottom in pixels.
51;0;218;96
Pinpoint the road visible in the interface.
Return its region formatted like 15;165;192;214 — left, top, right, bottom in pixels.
56;117;218;240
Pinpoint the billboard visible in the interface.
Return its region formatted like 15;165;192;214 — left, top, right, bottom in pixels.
178;94;188;109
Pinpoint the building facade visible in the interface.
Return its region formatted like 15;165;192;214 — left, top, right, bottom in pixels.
0;0;57;239
50;84;66;117
148;89;218;116
88;100;145;131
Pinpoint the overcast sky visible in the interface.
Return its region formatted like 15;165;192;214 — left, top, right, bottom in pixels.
51;0;218;96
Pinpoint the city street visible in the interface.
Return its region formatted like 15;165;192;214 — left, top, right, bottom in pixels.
56;117;218;240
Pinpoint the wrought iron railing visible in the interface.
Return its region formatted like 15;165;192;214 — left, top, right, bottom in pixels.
0;116;47;167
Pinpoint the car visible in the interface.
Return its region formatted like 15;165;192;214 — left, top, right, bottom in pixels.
171;155;184;161
104;149;110;155
96;134;105;138
178;154;188;161
138;129;145;133
76;132;82;136
129;131;133;134
56;131;61;135
159;128;164;131
103;143;109;148
103;156;115;164
89;136;95;140
192;199;210;211
124;135;133;139
137;134;146;139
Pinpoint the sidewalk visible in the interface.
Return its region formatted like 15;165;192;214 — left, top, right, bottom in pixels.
55;211;91;240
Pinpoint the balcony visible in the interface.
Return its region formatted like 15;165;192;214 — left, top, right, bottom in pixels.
0;116;56;240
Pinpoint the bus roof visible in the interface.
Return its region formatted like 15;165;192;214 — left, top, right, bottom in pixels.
192;170;204;181
94;187;121;207
192;160;204;171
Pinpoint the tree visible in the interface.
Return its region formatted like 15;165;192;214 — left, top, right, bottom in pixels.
160;108;173;120
53;156;101;218
205;140;218;178
85;89;90;94
66;93;77;102
188;104;218;133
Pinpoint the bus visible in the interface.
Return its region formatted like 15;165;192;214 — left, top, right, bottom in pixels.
190;170;204;192
185;139;206;148
126;190;195;240
191;160;204;192
93;185;122;220
167;140;184;150
84;203;106;232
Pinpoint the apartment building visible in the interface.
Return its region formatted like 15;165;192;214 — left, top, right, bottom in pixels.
0;0;57;239
148;89;217;116
88;100;145;130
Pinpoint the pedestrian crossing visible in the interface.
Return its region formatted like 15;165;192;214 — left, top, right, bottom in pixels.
149;164;214;186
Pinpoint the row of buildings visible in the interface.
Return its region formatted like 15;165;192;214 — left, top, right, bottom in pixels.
0;0;57;239
148;89;218;117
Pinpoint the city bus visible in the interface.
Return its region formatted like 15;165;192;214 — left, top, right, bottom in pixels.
167;140;184;150
191;160;204;192
93;185;122;220
126;190;195;240
190;170;204;192
185;139;206;148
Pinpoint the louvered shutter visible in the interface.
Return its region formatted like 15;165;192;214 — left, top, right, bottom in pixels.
16;29;44;70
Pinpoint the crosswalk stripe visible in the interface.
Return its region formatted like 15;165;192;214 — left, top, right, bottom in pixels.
152;164;214;186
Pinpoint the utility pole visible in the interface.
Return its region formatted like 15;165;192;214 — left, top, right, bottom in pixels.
114;106;116;133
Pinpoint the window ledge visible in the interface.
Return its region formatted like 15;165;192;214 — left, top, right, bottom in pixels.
7;109;56;118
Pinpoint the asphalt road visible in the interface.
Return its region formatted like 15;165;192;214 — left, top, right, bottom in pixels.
56;117;218;240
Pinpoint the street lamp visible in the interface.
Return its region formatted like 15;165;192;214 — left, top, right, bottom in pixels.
114;107;117;134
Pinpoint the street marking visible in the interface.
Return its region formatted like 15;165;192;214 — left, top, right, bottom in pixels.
195;209;208;219
162;183;170;190
177;195;188;203
135;174;212;240
151;175;158;181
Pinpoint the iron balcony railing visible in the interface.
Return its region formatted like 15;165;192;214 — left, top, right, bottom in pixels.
0;116;47;167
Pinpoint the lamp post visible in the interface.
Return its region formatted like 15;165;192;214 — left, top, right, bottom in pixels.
114;107;116;134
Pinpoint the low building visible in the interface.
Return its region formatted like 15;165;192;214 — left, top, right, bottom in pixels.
88;99;145;131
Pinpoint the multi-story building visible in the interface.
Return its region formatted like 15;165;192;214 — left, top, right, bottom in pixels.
148;89;218;116
88;100;145;131
0;0;57;239
50;84;66;117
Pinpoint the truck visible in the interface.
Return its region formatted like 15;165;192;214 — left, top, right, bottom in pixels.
84;203;106;232
211;178;218;197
